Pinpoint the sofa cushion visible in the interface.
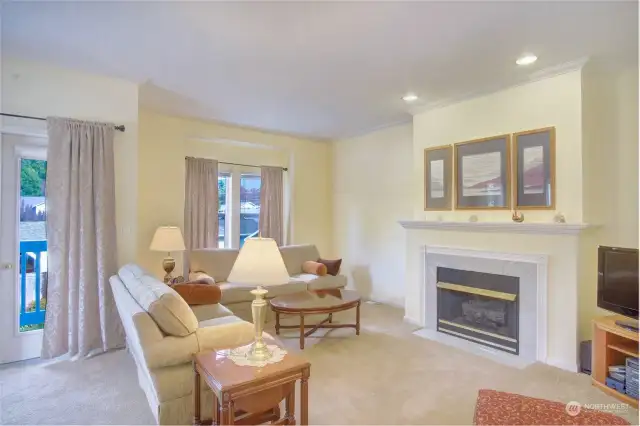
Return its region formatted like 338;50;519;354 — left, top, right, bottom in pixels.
219;280;308;305
290;273;348;290
118;264;198;337
279;244;321;275
190;303;234;322
190;249;239;282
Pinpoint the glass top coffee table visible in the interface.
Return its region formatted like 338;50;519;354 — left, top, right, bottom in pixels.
269;289;361;349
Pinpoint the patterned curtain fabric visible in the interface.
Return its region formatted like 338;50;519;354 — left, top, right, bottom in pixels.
183;157;219;276
42;117;124;359
259;166;284;246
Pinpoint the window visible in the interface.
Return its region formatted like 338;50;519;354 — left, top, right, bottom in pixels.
218;174;230;248
240;174;261;247
217;168;262;248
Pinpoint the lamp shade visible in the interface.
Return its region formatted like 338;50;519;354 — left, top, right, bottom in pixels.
149;226;186;252
227;237;289;286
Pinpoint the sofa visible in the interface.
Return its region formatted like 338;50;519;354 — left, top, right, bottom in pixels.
110;264;255;425
190;244;347;321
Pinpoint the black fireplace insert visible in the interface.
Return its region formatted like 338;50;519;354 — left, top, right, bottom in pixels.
436;267;519;354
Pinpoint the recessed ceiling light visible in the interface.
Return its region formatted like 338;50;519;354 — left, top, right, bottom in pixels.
402;93;419;102
516;54;537;66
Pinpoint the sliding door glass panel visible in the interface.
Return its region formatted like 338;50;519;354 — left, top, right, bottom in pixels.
19;159;48;333
240;174;261;247
218;174;230;248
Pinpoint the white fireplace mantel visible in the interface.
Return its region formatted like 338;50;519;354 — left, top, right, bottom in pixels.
398;220;597;236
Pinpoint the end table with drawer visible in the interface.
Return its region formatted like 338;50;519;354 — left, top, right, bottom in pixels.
193;340;311;425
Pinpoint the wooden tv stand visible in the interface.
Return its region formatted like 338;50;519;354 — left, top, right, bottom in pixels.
592;315;639;408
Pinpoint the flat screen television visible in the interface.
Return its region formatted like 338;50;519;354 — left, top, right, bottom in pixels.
597;246;639;319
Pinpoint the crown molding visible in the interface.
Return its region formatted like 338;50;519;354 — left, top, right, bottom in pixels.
409;57;590;116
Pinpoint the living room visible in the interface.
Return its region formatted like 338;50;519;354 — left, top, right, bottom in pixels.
0;2;639;425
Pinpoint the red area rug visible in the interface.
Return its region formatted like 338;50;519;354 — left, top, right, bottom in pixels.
474;389;630;425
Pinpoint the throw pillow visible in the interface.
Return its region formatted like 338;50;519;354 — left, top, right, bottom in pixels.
302;261;327;276
188;271;215;285
318;258;342;276
172;283;222;306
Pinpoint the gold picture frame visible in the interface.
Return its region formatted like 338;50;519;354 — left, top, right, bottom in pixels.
454;134;511;210
512;127;556;210
424;145;452;210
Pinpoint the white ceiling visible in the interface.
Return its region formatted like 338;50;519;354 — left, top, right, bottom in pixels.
3;1;638;140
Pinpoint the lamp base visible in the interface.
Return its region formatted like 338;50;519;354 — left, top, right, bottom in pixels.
246;339;273;362
248;286;272;361
162;255;176;284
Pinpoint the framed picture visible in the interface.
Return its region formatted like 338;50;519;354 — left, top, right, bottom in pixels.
454;134;511;209
512;127;555;209
424;145;452;210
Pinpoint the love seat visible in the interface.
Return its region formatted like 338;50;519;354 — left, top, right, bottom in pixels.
110;264;255;425
190;244;347;321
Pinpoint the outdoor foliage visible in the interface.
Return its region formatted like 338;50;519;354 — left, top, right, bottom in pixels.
26;297;47;312
21;159;47;196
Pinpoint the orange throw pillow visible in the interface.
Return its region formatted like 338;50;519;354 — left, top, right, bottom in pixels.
302;261;327;276
172;283;221;305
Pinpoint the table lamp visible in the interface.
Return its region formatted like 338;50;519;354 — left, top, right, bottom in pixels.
149;226;186;283
227;237;289;362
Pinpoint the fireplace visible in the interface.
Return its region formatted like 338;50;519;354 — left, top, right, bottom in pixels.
436;267;519;354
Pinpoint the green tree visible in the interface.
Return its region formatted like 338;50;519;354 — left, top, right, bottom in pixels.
218;177;226;207
21;159;47;196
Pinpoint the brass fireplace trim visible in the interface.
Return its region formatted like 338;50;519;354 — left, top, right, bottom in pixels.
436;281;517;301
439;327;517;353
438;319;517;343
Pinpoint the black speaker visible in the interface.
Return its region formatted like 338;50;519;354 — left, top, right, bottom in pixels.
580;340;592;375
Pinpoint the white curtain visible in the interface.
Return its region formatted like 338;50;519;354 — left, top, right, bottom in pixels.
42;117;124;359
259;166;284;246
183;157;219;275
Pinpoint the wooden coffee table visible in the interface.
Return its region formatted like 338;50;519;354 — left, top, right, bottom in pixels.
270;289;361;349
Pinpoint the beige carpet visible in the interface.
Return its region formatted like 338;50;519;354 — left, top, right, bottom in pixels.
0;302;637;424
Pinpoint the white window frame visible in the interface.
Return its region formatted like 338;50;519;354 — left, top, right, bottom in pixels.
218;172;231;248
219;165;261;249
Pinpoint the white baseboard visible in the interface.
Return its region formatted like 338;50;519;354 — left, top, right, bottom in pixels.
403;315;423;327
546;357;579;373
366;294;404;309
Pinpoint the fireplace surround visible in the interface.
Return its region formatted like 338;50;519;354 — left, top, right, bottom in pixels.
415;245;547;368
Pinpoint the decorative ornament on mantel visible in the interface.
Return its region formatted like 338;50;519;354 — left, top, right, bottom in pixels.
512;210;525;223
553;212;566;223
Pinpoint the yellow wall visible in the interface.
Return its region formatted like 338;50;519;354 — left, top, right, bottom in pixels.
579;64;639;339
137;109;333;277
332;123;413;306
1;58;139;265
413;70;584;222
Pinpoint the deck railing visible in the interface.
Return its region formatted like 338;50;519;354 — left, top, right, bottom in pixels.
20;240;47;329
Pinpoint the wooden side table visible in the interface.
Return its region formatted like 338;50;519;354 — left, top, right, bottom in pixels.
193;340;311;425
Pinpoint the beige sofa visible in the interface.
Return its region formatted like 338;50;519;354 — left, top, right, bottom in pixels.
110;264;255;425
190;244;346;321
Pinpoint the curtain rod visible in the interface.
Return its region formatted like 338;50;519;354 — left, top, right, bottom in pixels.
186;157;288;171
0;113;126;132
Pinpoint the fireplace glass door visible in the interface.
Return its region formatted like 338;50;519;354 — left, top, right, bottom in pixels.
436;267;519;354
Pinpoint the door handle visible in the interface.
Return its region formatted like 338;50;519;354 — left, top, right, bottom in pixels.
1;263;14;269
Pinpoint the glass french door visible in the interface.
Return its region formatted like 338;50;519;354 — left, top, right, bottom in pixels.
0;134;47;363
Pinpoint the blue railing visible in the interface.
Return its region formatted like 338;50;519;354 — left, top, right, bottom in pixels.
19;240;47;328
